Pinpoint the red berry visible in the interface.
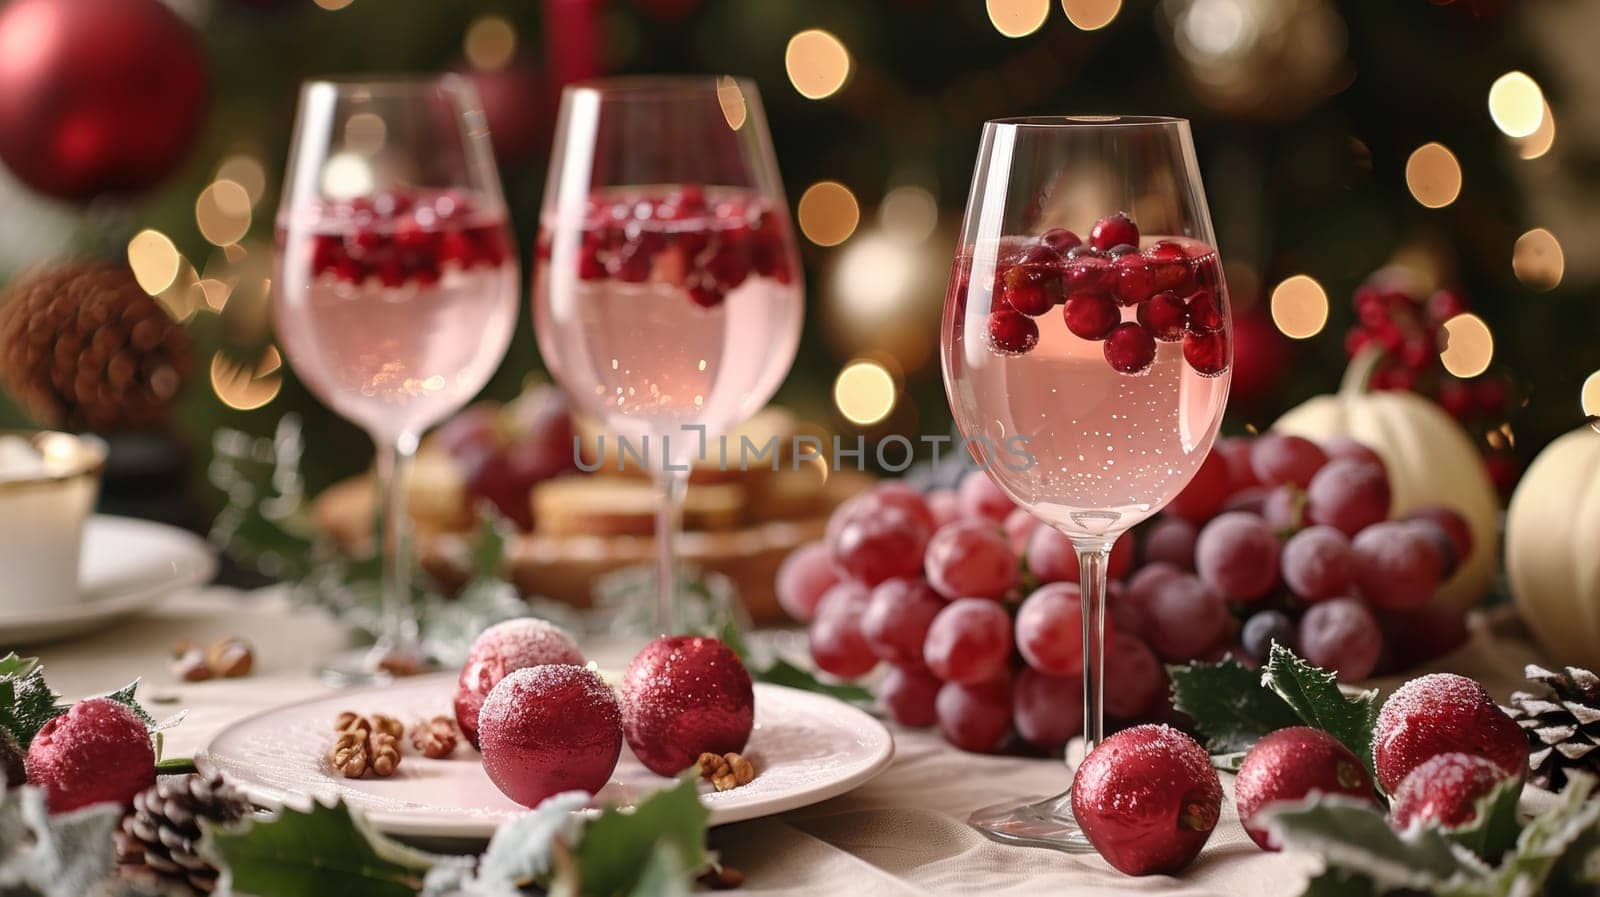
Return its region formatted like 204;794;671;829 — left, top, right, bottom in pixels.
1299;598;1382;681
923;598;1013;684
1089;212;1140;252
454;619;585;748
1064;254;1111;292
1392;753;1517;830
1013;668;1084;749
620;636;753;778
1104;633;1166;719
829;504;930;587
1404;506;1473;568
878;665;942;727
1062;291;1119;340
1350;521;1443;611
1305;458;1391;536
1427;289;1468;324
998;251;1063;316
1139;290;1189;340
987;309;1039;354
481;665;623;807
1071;724;1220;876
1182;330;1228;376
1144;574;1229;661
1281;525;1354;602
1142;516;1198;569
1235;727;1378;850
1251;434;1329;489
924;520;1019;601
935;677;1013;753
1373;673;1528;794
861;578;945;665
1112;255;1158;306
1039;227;1082;255
1016;582;1109;677
809;591;878;679
1184;289;1224;334
1195;511;1281;602
1104;322;1156;374
1166;448;1230;523
25;698;155;812
775;541;841;623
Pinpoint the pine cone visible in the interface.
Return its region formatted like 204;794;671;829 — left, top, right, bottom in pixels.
1505;664;1600;791
0;261;190;432
114;773;250;895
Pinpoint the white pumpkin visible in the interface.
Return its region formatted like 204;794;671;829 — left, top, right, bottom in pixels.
1506;426;1600;668
1272;351;1499;609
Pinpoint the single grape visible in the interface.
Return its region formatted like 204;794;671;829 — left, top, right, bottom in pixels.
1024;528;1133;584
830;504;929;586
1125;562;1183;638
1298;597;1382;681
868;482;938;534
958;469;1014;523
926;488;961;528
1405;519;1461;578
925;521;1020;600
1103;633;1166;720
1003;507;1040;555
1321;436;1386;472
1305;458;1391;536
808;597;878;679
923;598;1014;684
1144;574;1230;661
775;541;840;623
1281;525;1355;602
1350;521;1443;611
1250;434;1329;489
1015;582;1115;677
1261;485;1302;532
1014;668;1084;749
1166;448;1231;523
936;678;1013;753
1106;580;1145;640
1221;486;1270;516
878;665;942;727
814;581;869;620
1142;516;1198;570
1240;609;1297;662
860;578;945;665
1215;436;1261;492
1404;506;1473;568
1195;512;1282;602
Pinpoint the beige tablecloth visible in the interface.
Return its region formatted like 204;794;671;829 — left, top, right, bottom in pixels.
26;588;1547;897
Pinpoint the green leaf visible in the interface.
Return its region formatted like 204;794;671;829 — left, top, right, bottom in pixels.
1487;773;1600;897
1446;777;1524;862
0;782;123;897
0;654;39;681
1262;643;1380;776
1299;869;1378;897
1168;654;1300;754
624;839;692;897
423;791;589;896
465;510;511;582
574;775;709;897
1260;794;1488;893
95;680;155;729
0;669;64;750
755;659;873;704
204;799;441;897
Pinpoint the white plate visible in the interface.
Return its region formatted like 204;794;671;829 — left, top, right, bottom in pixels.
199;672;895;839
0;515;216;646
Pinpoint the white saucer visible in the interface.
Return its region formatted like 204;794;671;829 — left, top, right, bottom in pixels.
0;515;216;646
199;672;895;840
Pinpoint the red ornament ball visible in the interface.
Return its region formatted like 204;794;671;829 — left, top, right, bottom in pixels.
1373;673;1527;794
1234;726;1377;850
0;0;209;201
478;664;622;808
26;697;155;813
1071;723;1221;876
454;619;584;749
621;635;754;777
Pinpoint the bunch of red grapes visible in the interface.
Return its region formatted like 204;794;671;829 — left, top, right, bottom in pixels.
434;386;578;530
1343;280;1517;493
304;188;511;287
777;433;1475;755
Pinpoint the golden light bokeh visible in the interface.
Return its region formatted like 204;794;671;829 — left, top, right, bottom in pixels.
210;347;283;411
785;29;851;100
127;230;182;296
797;181;860;246
1512;227;1564;291
465;15;516;71
313;0;353;9
1488;71;1545;138
1581;370;1600;421
215;155;267;203
1062;0;1120;30
196;180;253;247
344;112;387;155
1516;100;1556;160
834;359;897;426
1439;313;1494;378
321;152;375;199
1405;142;1462;209
716;76;747;130
988;0;1050;37
1269;274;1329;339
879;185;939;243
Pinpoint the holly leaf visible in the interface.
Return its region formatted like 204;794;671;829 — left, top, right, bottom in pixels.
0;782;123;897
0;654;39;680
0;668;65;750
95;680;155;729
1446;777;1524;862
1262;643;1380;776
203;799;441;897
1261;794;1489;894
623;839;693;897
1486;773;1600;896
421;791;589;896
755;659;873;704
573;774;709;897
1167;654;1300;754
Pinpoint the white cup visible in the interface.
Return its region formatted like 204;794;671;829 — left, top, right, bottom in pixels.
0;432;106;614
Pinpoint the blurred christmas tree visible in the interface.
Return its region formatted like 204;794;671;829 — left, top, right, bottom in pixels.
0;0;1592;518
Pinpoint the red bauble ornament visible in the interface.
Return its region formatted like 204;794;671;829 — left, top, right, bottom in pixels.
0;0;209;201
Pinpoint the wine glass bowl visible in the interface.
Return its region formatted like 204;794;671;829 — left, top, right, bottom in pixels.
942;116;1232;851
532;77;803;632
273;76;519;683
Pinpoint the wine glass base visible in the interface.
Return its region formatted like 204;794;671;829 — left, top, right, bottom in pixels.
968;790;1095;853
316;644;434;688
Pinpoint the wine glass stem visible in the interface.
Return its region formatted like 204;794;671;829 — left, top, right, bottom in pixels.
652;466;690;634
1073;539;1112;757
374;431;420;656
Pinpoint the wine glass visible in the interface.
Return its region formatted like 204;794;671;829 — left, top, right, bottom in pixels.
274;76;519;684
533;76;803;634
942;116;1232;851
